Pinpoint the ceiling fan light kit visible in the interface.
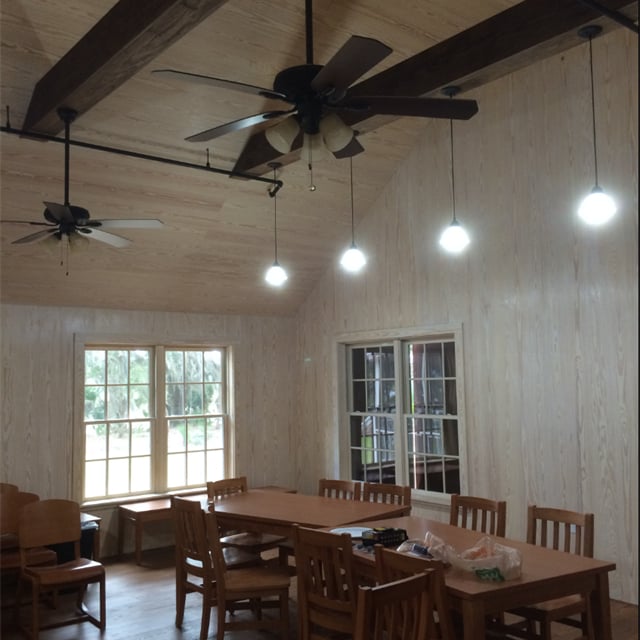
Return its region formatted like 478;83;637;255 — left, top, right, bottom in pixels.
577;24;617;226
340;157;366;273
265;163;288;287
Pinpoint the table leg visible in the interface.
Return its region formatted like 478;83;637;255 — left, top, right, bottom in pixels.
118;509;125;557
590;571;613;640
461;600;486;640
135;520;143;565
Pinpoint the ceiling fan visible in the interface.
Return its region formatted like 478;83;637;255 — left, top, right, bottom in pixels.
153;0;479;160
3;108;164;248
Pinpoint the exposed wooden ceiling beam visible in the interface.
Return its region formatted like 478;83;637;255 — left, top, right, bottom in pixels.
233;0;638;175
22;0;230;135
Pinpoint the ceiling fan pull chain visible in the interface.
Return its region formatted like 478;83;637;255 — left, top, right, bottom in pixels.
307;138;316;191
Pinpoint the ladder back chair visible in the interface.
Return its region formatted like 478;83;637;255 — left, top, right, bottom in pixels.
293;524;359;640
374;545;456;640
172;496;262;640
362;482;411;507
504;505;595;640
354;572;432;640
16;499;105;638
449;494;507;537
207;476;286;554
206;501;291;639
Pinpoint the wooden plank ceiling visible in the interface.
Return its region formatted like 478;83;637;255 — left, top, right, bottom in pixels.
1;0;636;316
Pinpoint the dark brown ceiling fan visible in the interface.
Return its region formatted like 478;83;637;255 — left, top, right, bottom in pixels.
153;0;479;161
3;108;164;248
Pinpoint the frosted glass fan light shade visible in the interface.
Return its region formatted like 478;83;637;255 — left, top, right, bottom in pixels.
265;117;299;154
578;186;617;226
439;219;470;253
265;262;288;286
340;244;366;272
319;113;354;153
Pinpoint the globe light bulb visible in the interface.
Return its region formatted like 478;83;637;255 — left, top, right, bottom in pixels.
264;262;288;286
439;220;470;253
340;244;366;272
578;186;617;226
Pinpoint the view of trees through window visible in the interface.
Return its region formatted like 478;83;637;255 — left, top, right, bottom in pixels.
83;345;227;500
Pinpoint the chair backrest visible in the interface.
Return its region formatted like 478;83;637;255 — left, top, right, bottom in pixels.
354;573;432;640
374;546;456;640
207;476;248;501
318;478;361;500
527;505;594;557
449;494;506;537
172;495;215;575
362;482;411;507
0;491;39;535
0;482;19;494
18;499;82;562
292;524;358;637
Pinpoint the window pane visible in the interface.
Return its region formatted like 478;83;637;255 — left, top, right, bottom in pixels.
109;423;130;457
443;458;460;494
187;451;205;485
167;452;186;488
351;348;364;379
107;385;128;420
206;449;224;480
443;342;456;377
108;458;129;495
131;456;151;492
85;386;105;420
207;417;224;448
168;419;186;453
205;383;223;413
445;380;457;414
352;381;366;411
165;351;184;382
130;350;150;384
425;418;443;454
427;380;444;414
85;460;106;498
187;418;205;450
108;350;128;384
204;350;222;382
381;380;395;412
186;383;203;415
425;456;444;493
186;351;203;383
130;385;150;417
85;350;105;384
426;344;443;377
131;421;151;456
380;346;395;378
166;383;184;416
86;423;107;460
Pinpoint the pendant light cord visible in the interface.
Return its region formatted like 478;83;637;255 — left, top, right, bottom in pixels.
587;35;599;186
349;157;356;245
272;165;279;262
449;115;457;223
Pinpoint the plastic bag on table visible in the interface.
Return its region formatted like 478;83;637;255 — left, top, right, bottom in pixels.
447;535;522;581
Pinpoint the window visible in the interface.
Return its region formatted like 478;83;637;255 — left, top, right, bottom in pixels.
82;345;229;501
343;329;465;499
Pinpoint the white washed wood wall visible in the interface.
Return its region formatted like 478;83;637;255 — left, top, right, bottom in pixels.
0;305;297;554
293;29;638;603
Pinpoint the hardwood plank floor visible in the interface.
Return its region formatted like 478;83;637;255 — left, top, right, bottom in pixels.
1;547;637;639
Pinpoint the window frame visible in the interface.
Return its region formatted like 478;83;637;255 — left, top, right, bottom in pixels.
336;324;467;506
73;334;236;506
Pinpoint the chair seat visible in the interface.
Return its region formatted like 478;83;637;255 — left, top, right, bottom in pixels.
220;531;287;552
1;546;57;570
185;547;262;573
0;533;18;550
224;566;291;595
23;557;104;587
512;594;586;619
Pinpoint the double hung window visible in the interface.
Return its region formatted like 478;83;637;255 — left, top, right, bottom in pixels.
344;329;465;499
81;345;228;501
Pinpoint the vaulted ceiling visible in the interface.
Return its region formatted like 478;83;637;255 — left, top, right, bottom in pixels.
1;0;636;316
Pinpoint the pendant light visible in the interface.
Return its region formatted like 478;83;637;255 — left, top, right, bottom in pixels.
439;86;470;254
340;157;366;272
577;25;617;226
264;163;288;286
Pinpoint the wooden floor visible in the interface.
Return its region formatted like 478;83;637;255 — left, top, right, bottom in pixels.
1;547;637;639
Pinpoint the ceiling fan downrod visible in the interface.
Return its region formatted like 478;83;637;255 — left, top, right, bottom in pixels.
57;107;77;207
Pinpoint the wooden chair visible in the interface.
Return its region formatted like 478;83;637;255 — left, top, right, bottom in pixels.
354;572;432;640
292;524;359;640
207;501;290;639
374;545;456;639
207;476;286;554
503;505;595;640
318;478;362;500
0;482;19;494
363;482;411;507
278;478;362;568
15;499;105;638
449;493;507;537
172;496;267;640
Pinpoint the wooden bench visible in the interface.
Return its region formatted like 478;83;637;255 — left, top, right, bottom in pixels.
118;487;293;565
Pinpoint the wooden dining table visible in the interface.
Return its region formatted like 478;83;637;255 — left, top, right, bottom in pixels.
351;516;616;640
207;488;411;537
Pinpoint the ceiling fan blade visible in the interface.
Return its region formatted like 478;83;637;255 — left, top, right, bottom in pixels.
11;228;59;245
1;220;54;226
186;109;295;143
43;201;74;223
310;36;392;96
337;96;479;120
332;137;365;159
152;69;290;102
81;228;131;248
85;219;164;229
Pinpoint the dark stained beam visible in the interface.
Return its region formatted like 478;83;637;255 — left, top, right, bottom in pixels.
233;0;638;175
23;0;231;135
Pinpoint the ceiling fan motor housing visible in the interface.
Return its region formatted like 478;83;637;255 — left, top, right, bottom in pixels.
273;64;325;134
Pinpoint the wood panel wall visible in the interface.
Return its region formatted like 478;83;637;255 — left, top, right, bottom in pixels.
293;29;638;603
0;305;297;555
